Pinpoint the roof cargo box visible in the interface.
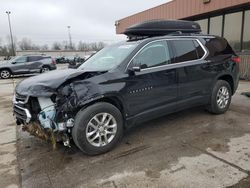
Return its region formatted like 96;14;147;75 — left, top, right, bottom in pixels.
123;20;201;37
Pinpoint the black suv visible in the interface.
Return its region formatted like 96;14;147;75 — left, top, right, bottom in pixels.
13;20;239;155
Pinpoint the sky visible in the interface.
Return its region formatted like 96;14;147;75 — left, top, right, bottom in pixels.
0;0;171;46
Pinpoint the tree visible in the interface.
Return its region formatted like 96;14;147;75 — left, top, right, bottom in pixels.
78;41;88;51
18;38;33;50
51;42;62;50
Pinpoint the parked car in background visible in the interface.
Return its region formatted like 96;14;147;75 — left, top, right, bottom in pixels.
68;54;95;69
55;56;66;64
0;55;56;79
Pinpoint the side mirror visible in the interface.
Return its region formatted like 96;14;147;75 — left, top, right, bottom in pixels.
11;61;16;64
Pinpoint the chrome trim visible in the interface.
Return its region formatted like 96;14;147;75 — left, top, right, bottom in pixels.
13;94;32;123
14;104;32;123
126;38;208;72
13;94;29;104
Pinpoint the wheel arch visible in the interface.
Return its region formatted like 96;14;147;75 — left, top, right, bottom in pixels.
0;67;13;74
216;74;234;94
78;95;127;121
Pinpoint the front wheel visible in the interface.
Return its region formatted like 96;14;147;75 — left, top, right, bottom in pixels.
207;80;232;114
0;69;11;79
72;102;123;155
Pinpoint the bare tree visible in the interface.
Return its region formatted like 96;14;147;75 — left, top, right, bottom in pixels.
41;44;49;50
78;41;88;51
18;38;33;50
51;42;62;50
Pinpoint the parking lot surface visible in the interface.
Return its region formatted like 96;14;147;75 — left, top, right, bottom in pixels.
0;66;250;188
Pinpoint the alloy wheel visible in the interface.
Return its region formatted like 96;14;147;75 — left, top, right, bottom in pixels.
0;70;10;79
41;67;50;73
86;113;117;147
216;86;229;109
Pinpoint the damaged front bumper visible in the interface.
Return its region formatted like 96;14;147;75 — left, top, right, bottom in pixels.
13;93;74;148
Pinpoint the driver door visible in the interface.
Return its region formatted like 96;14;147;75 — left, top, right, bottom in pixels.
11;56;28;74
123;40;178;122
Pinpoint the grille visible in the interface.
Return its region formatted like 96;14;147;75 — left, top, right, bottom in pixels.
14;105;28;121
15;93;28;103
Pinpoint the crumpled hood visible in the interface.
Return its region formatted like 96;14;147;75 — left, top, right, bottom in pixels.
15;69;90;97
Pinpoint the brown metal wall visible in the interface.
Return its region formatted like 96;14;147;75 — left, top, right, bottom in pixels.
116;0;250;34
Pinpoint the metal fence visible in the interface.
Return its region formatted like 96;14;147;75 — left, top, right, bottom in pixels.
239;54;250;80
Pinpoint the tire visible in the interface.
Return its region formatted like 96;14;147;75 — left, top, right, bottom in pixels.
40;66;50;73
207;80;232;114
0;69;11;79
72;102;123;155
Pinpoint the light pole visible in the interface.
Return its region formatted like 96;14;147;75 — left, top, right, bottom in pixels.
67;26;72;50
6;11;15;56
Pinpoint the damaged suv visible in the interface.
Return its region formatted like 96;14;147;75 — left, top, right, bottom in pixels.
13;20;239;155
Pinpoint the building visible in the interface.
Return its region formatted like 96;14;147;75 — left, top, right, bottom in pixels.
115;0;250;79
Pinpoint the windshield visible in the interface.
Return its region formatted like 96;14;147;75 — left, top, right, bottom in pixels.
79;42;137;71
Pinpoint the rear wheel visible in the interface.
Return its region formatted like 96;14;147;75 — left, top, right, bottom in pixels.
41;66;50;73
72;102;123;155
207;80;232;114
0;69;11;79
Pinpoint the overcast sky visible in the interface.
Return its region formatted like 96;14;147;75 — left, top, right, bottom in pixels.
0;0;170;46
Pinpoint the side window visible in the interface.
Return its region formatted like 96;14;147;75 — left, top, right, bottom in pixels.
15;56;27;63
171;40;199;63
194;41;205;59
28;56;41;62
133;41;171;69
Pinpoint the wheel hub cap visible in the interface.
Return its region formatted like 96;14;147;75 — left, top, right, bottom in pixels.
1;71;10;78
86;113;117;147
216;86;229;109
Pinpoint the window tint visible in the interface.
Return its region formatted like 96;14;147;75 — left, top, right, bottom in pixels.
28;56;41;62
133;41;170;69
172;40;199;63
15;56;27;63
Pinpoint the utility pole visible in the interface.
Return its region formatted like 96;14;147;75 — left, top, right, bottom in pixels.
6;11;15;56
67;26;72;49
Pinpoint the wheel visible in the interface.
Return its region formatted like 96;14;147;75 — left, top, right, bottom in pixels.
207;80;232;114
0;69;11;79
41;66;50;73
72;102;123;155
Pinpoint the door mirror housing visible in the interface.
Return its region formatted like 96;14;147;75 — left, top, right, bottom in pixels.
11;61;16;64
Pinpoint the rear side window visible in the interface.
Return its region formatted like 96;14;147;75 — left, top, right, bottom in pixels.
28;56;42;62
171;40;203;63
194;41;205;59
133;41;171;69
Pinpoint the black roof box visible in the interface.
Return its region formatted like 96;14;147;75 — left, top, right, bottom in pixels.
123;20;201;37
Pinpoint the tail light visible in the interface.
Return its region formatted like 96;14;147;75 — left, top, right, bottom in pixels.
231;56;240;63
51;59;56;65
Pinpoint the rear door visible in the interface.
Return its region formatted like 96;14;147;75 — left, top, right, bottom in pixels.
124;40;178;121
26;56;43;73
169;38;211;109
